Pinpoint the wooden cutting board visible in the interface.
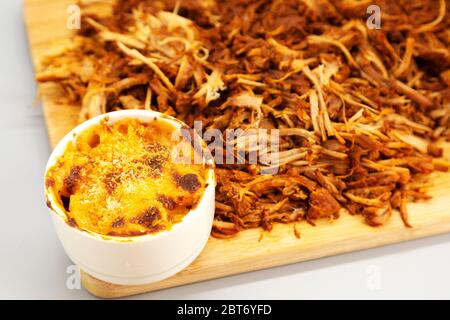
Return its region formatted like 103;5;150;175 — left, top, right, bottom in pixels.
24;0;450;298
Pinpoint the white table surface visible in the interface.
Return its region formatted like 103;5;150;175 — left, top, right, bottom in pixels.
1;0;449;300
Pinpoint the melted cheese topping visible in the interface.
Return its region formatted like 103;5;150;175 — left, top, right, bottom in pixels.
46;118;207;237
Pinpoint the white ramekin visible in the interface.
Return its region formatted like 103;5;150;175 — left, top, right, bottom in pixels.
44;110;215;285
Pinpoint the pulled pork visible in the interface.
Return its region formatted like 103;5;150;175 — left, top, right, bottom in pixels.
37;0;450;237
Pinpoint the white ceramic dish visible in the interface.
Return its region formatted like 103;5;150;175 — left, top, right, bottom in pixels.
44;110;215;285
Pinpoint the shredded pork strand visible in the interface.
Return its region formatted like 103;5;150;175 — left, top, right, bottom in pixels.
37;0;450;237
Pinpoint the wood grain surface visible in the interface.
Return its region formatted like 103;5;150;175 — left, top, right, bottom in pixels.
24;0;450;298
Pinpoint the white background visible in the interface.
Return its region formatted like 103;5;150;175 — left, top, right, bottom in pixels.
1;0;449;299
